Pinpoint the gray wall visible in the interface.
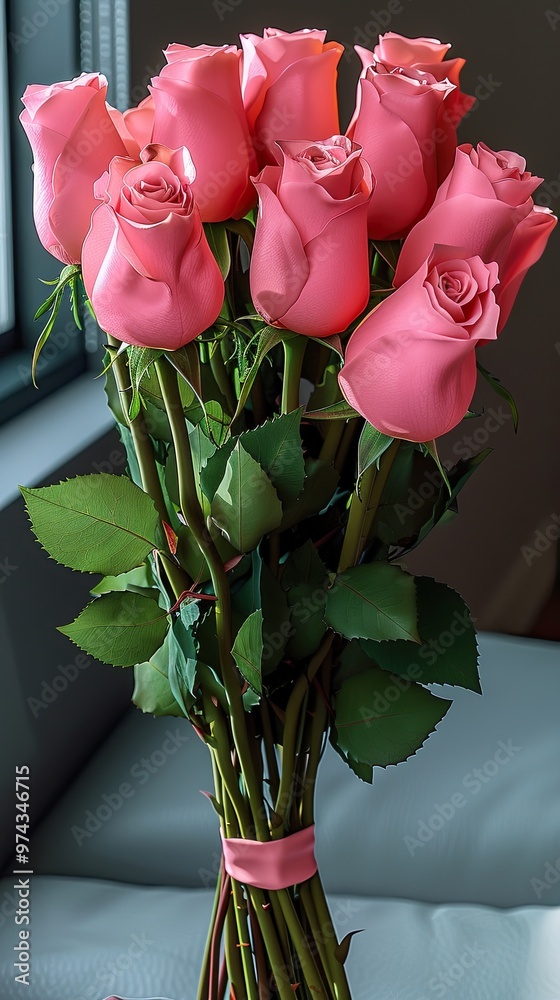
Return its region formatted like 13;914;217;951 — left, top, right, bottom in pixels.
129;0;560;632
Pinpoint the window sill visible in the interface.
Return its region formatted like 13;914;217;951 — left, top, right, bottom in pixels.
1;374;114;510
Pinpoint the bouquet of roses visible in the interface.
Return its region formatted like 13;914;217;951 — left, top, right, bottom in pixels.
19;27;555;1000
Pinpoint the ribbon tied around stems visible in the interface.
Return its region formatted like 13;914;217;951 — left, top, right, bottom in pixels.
221;825;318;891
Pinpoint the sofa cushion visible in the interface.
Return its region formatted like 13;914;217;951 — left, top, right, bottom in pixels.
30;633;560;908
0;876;559;1000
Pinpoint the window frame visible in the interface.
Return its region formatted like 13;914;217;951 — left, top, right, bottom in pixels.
0;0;130;425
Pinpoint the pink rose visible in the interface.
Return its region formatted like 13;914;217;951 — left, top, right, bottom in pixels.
241;28;343;167
82;145;224;349
339;247;501;442
111;95;155;155
150;44;257;222
250;136;373;337
20;73;129;264
370;33;475;178
347;60;455;241
395;143;558;330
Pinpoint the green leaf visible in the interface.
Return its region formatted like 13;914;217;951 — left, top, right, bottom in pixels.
189;419;218;470
128;346;163;392
21;475;163;575
59;592;168;667
231;550;290;672
166;342;204;408
200;437;237;502
127;346;163;421
133;631;186;717
32;265;82;385
362;578;480;692
211;442;283;552
233;327;294;423
372;445;490;553
282;541;329;660
371;240;400;270
357;424;394;493
91;565;156;597
203;222;231;279
280;459;340;531
104;364;127;426
332;639;375;690
332;667;450;769
325;563;419;643
32;286;64;387
305;399;360;421
240;410;305;503
232;609;263;694
225;217;255;253
205;399;231;446
477;362;519;432
422;440;451;495
168;612;199;712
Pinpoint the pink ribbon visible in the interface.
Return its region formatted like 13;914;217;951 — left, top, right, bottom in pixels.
221;826;317;890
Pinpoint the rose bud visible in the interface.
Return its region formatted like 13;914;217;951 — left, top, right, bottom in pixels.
339;246;500;442
395;143;558;330
250;136;373;337
347;60;455;240
82;144;224;349
150;44;257;222
241;28;343;167
20;73;129;263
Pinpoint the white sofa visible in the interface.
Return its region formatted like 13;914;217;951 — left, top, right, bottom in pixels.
1;632;559;999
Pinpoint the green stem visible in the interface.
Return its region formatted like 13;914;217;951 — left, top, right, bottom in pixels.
196;855;224;1000
301;686;328;829
225;893;246;999
156;356;268;840
310;875;352;1000
333;420;361;475
338;439;400;573
275;889;328;999
204;697;249;837
298;882;333;998
281;337;307;414
108;337;188;600
319;422;345;465
230;875;259;999
273;634;334;833
260;699;280;803
210;340;237;416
